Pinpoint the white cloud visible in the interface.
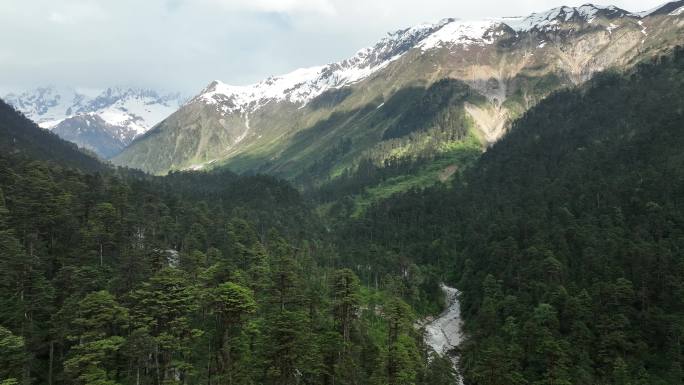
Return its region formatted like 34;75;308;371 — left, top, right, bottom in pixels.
204;0;336;14
45;2;107;24
48;12;69;24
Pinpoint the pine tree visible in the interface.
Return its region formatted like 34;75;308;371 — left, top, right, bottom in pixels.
263;310;311;385
0;188;54;385
128;268;202;385
384;298;419;385
210;282;257;384
63;291;128;385
86;203;117;267
332;269;361;345
0;325;26;385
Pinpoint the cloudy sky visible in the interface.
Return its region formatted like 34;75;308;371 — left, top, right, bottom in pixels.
0;0;666;95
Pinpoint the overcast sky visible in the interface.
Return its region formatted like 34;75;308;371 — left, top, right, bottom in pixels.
0;0;666;95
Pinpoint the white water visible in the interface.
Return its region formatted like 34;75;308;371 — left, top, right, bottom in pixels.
424;284;463;383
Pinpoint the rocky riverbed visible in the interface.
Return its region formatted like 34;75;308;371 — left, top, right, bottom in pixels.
423;284;463;383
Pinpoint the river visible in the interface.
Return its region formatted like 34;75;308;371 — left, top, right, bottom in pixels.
423;284;463;383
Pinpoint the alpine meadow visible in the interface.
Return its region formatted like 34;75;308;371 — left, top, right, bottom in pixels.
1;1;684;384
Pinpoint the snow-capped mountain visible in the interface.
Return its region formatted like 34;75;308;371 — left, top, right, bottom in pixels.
194;2;679;115
114;1;684;176
197;19;453;113
4;87;91;128
197;18;505;113
504;4;631;32
4;87;183;158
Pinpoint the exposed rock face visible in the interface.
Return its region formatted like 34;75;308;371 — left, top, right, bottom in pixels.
113;2;684;177
52;114;134;159
464;103;509;144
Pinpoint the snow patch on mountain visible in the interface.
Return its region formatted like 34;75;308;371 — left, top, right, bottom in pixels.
417;20;501;51
91;89;182;138
200;65;327;113
637;4;665;17
606;22;619;34
670;5;684;15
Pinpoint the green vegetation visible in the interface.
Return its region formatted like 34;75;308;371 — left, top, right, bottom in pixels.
0;99;104;173
0;99;452;385
308;116;485;218
502;73;567;118
3;33;684;385
338;47;684;384
350;134;482;217
287;79;486;189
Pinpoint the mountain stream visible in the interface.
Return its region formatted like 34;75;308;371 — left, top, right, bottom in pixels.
423;284;463;384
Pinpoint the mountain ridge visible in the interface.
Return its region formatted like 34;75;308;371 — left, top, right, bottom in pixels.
189;1;683;113
114;1;684;181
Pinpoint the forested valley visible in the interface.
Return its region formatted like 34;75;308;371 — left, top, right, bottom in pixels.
1;41;684;385
337;48;684;384
0;102;454;384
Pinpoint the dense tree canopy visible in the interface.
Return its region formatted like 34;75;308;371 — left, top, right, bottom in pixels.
1;39;683;385
338;47;684;384
0;130;447;384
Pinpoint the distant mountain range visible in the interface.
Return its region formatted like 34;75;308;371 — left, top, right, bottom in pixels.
110;1;684;183
4;87;184;158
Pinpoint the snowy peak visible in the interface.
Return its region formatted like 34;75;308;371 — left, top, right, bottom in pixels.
196;18;501;113
417;19;507;51
83;87;184;136
507;0;684;32
4;86;185;158
636;0;684;17
114;0;684;175
5;86;183;134
51;113;134;159
197;20;454;113
192;1;684;117
4;87;89;128
87;87;181;115
358;18;452;64
506;4;630;32
197;65;328;113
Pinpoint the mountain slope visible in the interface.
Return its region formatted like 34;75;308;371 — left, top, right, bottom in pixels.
5;87;183;158
0;98;104;172
114;2;684;182
51;114;135;159
339;46;684;384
